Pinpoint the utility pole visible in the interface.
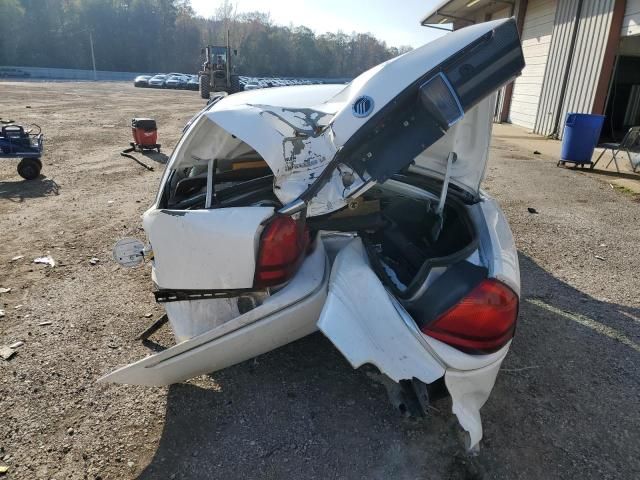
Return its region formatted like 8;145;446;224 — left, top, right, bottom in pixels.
89;31;97;80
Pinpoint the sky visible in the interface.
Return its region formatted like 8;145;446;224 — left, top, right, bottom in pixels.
189;0;447;48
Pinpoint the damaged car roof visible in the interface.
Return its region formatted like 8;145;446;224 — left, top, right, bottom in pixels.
177;18;523;215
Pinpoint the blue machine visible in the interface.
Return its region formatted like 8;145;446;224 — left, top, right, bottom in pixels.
0;123;44;179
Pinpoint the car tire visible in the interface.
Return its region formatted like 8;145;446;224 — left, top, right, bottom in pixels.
199;75;210;99
17;158;42;180
230;75;241;94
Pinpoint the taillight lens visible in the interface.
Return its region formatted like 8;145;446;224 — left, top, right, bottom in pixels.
421;279;518;354
254;216;310;288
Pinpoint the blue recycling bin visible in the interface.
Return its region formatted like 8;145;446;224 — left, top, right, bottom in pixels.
560;113;605;165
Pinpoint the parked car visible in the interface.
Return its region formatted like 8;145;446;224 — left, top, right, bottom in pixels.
164;74;190;89
243;81;261;91
148;74;168;88
103;19;524;451
187;75;199;91
133;75;152;87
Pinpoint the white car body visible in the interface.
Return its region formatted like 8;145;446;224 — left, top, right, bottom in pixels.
243;82;261;91
148;74;167;87
164;74;190;89
101;19;524;450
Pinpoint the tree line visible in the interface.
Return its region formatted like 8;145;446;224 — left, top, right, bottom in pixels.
0;0;412;78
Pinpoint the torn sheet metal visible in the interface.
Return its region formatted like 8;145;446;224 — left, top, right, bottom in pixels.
318;238;446;384
445;358;505;450
318;237;509;451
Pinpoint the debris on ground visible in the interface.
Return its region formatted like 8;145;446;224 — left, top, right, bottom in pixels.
0;310;5;318
10;255;24;262
0;346;16;361
0;465;8;474
38;321;52;326
144;313;153;318
89;257;100;265
527;207;539;214
533;150;541;154
0;287;11;294
9;341;24;349
33;255;56;267
595;255;606;261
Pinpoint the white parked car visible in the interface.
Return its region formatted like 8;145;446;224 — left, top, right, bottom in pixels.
243;81;261;91
147;74;168;88
103;19;524;451
164;74;190;89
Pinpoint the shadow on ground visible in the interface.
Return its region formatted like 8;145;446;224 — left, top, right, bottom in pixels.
140;151;169;164
0;175;60;201
575;167;640;181
137;253;640;479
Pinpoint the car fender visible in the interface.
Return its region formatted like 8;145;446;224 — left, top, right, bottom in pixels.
317;238;446;384
317;237;507;450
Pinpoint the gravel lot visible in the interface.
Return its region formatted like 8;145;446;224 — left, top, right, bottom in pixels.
0;82;638;480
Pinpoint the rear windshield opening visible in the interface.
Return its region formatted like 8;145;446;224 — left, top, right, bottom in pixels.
160;118;279;210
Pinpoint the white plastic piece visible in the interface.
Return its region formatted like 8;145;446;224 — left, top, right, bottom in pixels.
142;206;274;290
318;238;446;384
112;237;145;268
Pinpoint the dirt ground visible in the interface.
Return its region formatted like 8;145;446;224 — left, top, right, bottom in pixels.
0;82;639;480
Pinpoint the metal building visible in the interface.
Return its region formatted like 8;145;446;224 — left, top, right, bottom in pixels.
421;0;640;141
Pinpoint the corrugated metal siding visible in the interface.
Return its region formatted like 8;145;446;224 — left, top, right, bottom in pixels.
509;0;557;129
490;5;514;122
534;0;615;138
558;0;614;134
622;0;640;36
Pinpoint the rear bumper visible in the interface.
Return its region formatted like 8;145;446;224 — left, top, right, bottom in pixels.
444;347;509;450
99;241;328;386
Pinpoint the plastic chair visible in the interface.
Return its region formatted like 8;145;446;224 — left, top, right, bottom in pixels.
593;126;640;173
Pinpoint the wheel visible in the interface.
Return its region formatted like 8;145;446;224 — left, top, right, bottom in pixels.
156;147;161;153
199;75;210;99
230;75;241;94
17;158;41;180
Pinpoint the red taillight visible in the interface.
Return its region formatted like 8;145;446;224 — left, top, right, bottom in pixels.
254;216;309;288
421;279;518;354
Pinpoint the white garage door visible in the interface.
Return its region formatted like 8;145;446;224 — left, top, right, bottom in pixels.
509;0;557;129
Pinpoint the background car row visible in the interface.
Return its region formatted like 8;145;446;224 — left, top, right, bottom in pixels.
134;73;347;92
134;73;198;90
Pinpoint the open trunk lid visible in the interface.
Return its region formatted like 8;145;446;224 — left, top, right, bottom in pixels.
201;18;523;215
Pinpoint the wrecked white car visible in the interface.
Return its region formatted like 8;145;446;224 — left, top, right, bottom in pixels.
102;18;525;450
